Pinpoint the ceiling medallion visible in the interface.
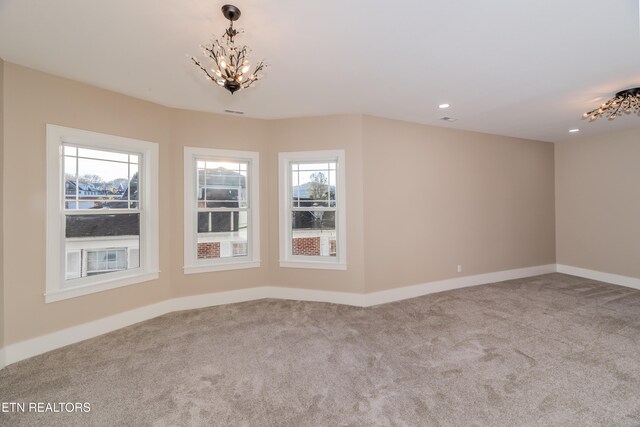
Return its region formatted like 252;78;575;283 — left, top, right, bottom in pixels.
191;4;266;95
582;87;640;121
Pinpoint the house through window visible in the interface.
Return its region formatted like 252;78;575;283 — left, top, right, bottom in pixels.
196;159;249;259
63;145;140;280
290;161;337;257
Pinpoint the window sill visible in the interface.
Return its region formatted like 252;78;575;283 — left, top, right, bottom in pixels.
279;260;347;270
183;261;261;275
45;271;159;303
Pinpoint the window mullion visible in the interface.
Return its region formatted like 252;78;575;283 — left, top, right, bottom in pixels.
75;152;79;209
127;156;131;208
64;209;142;216
196;208;248;212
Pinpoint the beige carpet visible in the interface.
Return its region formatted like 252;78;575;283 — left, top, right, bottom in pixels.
1;273;640;426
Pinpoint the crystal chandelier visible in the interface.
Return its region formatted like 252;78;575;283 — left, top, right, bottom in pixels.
582;87;640;121
191;4;266;94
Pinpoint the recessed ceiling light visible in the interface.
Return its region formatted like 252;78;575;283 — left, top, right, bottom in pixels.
438;103;450;109
569;128;580;133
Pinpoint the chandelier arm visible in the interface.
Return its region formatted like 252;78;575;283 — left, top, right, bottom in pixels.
608;105;619;120
618;99;629;115
583;108;597;119
238;47;246;67
232;49;239;69
203;45;224;74
253;62;265;77
618;99;627;115
191;58;218;82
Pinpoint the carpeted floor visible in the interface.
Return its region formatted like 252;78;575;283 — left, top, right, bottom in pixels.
1;273;640;426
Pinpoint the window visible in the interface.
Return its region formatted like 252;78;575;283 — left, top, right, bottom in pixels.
279;150;346;269
183;147;260;273
86;249;128;275
46;125;159;303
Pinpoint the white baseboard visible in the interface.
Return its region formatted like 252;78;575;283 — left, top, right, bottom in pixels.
0;264;556;369
363;264;557;306
3;300;173;369
557;264;640;291
264;286;368;307
171;287;273;311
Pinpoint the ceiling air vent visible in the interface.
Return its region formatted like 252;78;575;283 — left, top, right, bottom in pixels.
440;117;458;122
224;109;244;115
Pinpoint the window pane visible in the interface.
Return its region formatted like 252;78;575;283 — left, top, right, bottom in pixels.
64;145;139;210
296;162;335;171
291;162;336;208
197;160;248;208
78;158;128;187
64;155;78;207
129;249;140;269
66;251;81;279
84;248;128;276
66;214;140;238
291;211;336;257
197;211;248;259
201;188;241;208
197;211;247;233
64;214;140;283
128;163;139;201
77;147;129;162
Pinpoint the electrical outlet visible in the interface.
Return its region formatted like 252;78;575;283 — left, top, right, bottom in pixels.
457;265;462;273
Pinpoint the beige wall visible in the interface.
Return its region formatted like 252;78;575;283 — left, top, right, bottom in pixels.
3;63;173;344
0;58;5;350
362;116;556;291
169;109;271;297
556;128;640;278
1;62;560;347
267;116;366;294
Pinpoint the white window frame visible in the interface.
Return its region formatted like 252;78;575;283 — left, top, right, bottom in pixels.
183;147;260;274
279;150;347;270
46;125;159;303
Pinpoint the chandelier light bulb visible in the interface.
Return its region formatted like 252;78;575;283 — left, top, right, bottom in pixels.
582;87;640;122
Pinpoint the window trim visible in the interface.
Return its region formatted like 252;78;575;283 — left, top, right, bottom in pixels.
278;150;347;270
45;125;159;303
183;147;260;274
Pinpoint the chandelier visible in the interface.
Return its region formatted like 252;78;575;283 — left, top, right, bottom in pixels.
191;4;266;94
582;87;640;121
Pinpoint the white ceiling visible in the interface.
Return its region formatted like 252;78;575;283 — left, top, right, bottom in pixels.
1;0;639;142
